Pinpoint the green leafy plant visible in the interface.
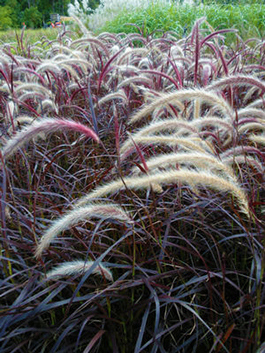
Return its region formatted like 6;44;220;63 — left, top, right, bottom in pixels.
0;6;13;31
22;6;42;29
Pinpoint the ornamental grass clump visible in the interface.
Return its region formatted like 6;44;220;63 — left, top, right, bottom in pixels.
0;19;264;353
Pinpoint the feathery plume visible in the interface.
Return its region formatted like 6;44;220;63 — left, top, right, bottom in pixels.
2;118;99;160
223;155;264;174
249;134;265;145
247;99;264;109
6;101;15;122
35;203;132;258
7;116;35;134
119;118;199;155
58;63;82;78
206;75;265;93
36;62;62;74
118;48;148;65
194;100;201;119
37;99;58;114
58;59;92;73
18;91;46;102
75;169;250;216
98;89;128;106
129;89;234;124
15;83;52;97
117;76;153;90
70;37;110;58
46;260;113;281
120;136;210;162
131;151;237;181
220;145;262;159
238;122;265;135
238;108;265;120
192;116;232;132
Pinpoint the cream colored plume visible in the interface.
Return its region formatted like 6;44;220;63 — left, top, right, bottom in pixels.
129;89;234;124
46;260;113;281
120;135;212;162
131;151;238;182
35;203;133;258
74;169;250;216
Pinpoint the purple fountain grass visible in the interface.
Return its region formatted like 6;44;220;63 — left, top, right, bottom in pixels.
192;116;233;133
237;108;265;120
118;118;206;160
131;151;238;182
220;145;264;160
141;69;180;89
119;135;211;162
249;134;265;145
117;47;148;65
223;155;264;174
35;203;133;258
206;74;265;93
6;116;35;134
18;91;47;103
74;169;250;216
13;67;46;85
117;76;153;90
128;88;234;124
1;22;264;353
247;98;265;109
15;82;52;97
238;122;265;135
46;260;113;281
1;117;99;160
35;61;62;75
98;89;128;106
57;58;92;73
69;36;110;58
123;118;198;140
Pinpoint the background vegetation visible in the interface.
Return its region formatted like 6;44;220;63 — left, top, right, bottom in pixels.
0;0;264;31
0;0;100;29
98;2;265;40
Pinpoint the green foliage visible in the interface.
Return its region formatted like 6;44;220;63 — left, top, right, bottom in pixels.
0;5;12;30
22;6;42;28
203;0;264;4
0;27;67;46
4;0;20;27
98;3;265;41
0;0;73;28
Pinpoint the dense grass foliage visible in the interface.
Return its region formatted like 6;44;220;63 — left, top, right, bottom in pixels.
0;28;61;50
99;2;265;40
0;18;264;352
